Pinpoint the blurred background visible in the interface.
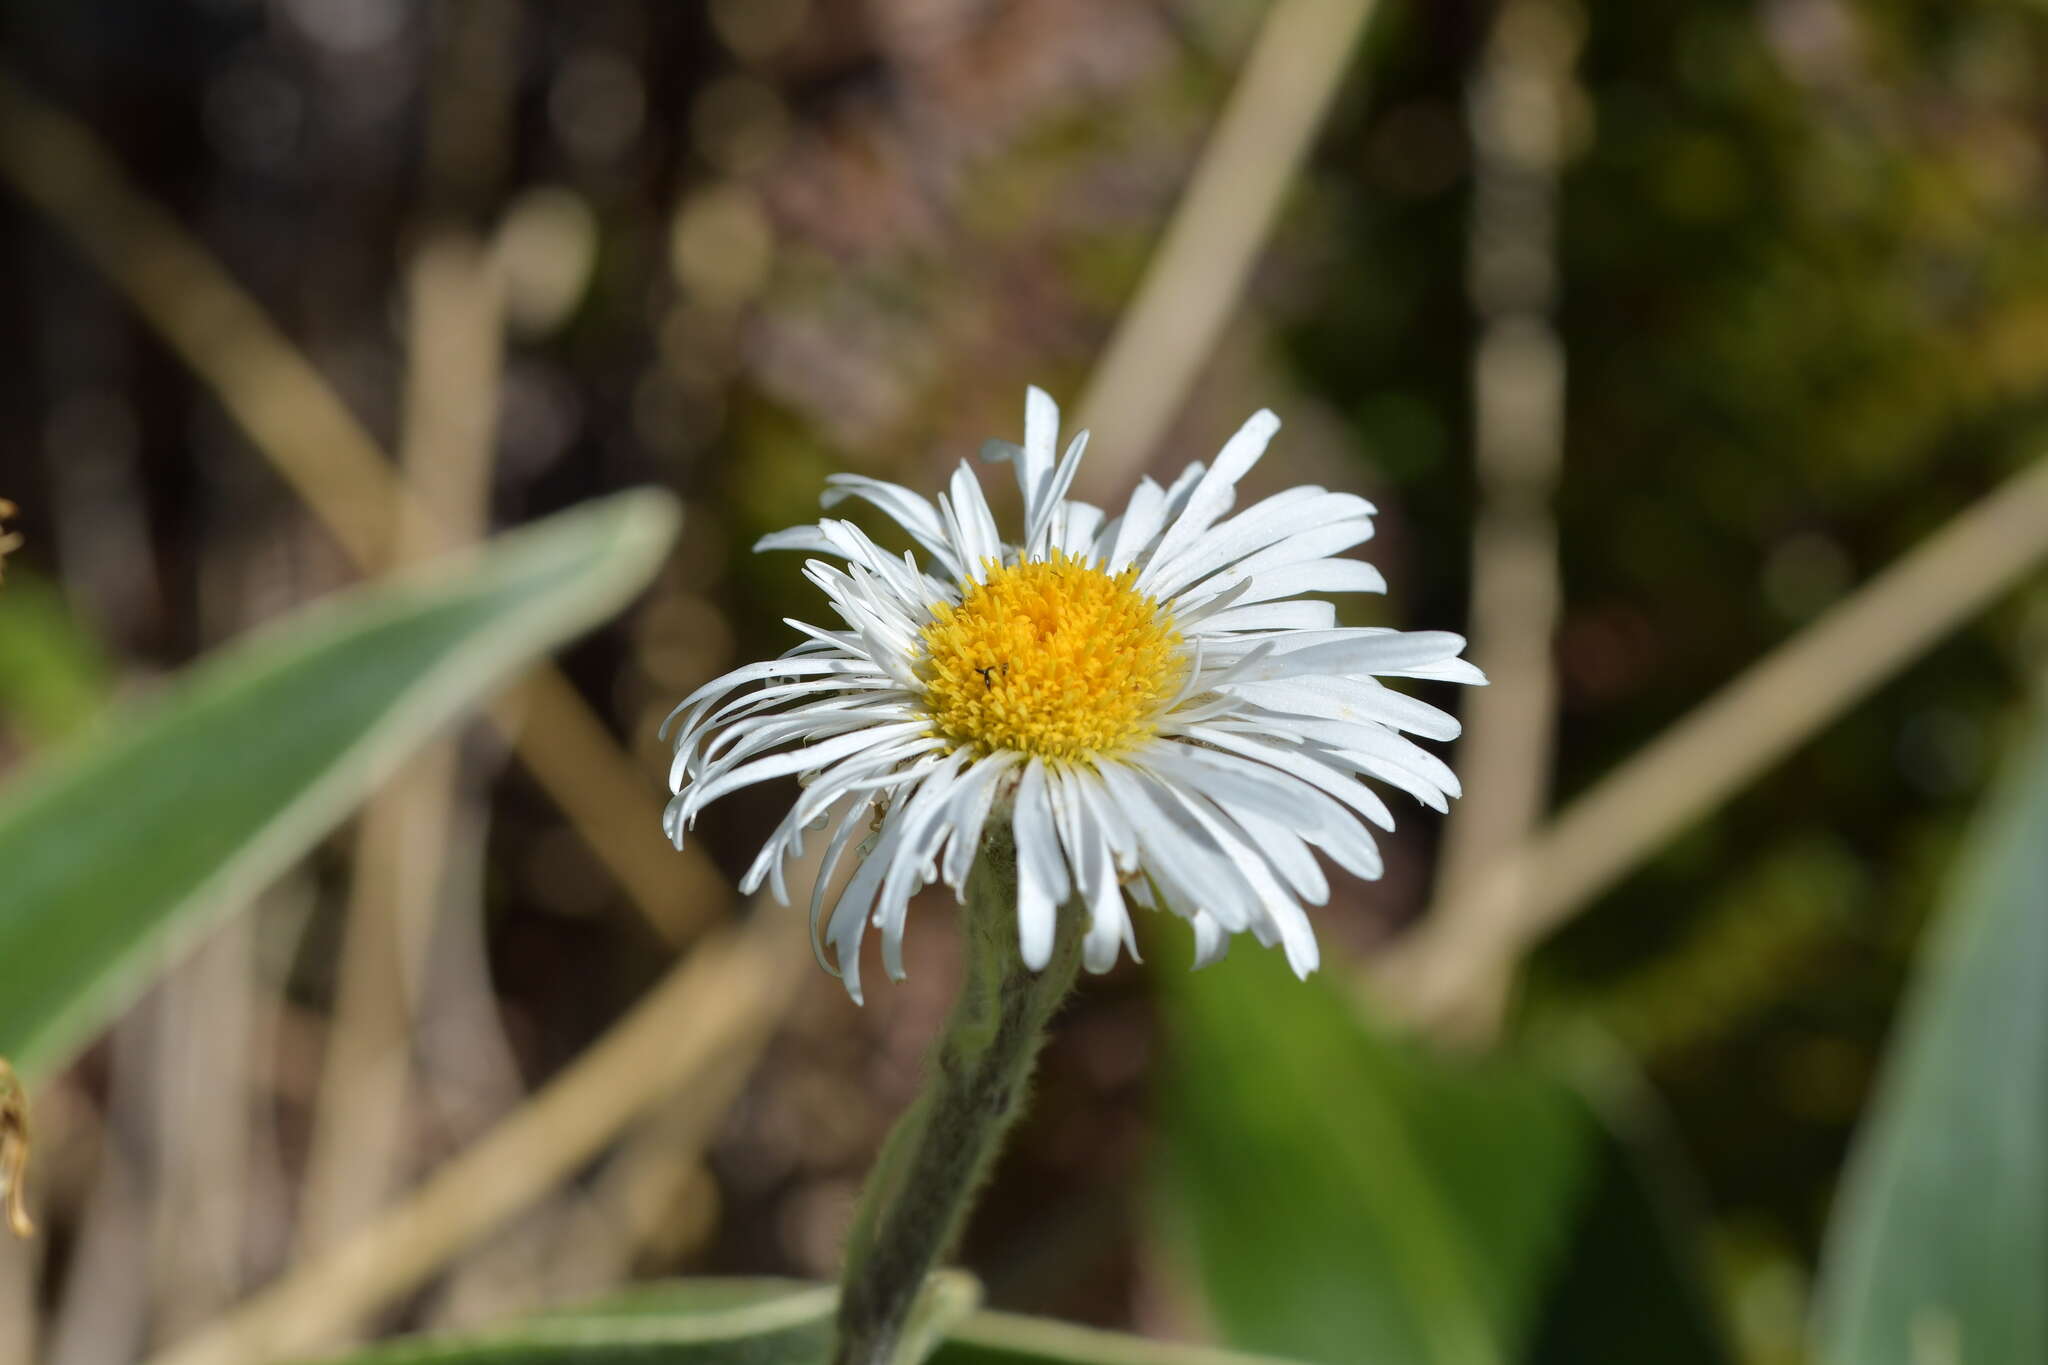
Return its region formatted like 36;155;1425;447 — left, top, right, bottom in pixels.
3;1;2048;1363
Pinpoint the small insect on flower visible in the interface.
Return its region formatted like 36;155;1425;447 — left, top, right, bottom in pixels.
663;388;1483;1001
0;1057;31;1238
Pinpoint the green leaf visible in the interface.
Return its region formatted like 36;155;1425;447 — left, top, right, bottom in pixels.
0;490;678;1080
931;1310;1307;1365
900;1268;988;1362
312;1280;838;1364
1522;1076;1727;1365
0;574;114;743
1813;717;2048;1365
308;1274;979;1365
1153;940;1730;1365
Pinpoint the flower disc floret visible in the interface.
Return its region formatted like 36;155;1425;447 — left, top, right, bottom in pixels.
919;551;1183;760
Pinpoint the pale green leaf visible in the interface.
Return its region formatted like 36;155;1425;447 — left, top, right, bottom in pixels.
310;1280;837;1364
1814;717;2048;1365
306;1273;978;1365
0;490;678;1080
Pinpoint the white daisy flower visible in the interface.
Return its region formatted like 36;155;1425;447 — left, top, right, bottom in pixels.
663;387;1483;1002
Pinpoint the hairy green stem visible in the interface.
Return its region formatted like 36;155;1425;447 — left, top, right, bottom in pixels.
832;830;1081;1365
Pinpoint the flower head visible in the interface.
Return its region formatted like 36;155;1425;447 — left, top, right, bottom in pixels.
664;388;1482;1001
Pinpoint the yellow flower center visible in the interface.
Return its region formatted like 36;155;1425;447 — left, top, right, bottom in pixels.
918;551;1184;760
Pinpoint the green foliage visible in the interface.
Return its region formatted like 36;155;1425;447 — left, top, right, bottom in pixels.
932;1310;1304;1365
0;491;678;1080
1813;715;2048;1365
1153;940;1728;1365
308;1280;840;1364
302;1276;1295;1365
0;574;113;744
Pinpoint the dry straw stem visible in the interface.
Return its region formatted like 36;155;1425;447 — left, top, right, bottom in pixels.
296;236;509;1260
146;907;808;1365
0;69;724;944
147;923;265;1340
1071;0;1381;498
0;1213;37;1365
0;1058;29;1239
1378;451;2048;1038
1432;0;1579;912
437;1053;756;1325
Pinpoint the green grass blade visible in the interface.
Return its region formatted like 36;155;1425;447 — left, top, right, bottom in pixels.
0;490;679;1080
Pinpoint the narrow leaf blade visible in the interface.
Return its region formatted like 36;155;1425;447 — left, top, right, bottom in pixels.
1814;718;2048;1365
305;1274;980;1365
932;1310;1307;1365
310;1280;838;1364
0;490;679;1078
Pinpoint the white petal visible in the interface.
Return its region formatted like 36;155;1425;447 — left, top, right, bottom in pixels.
984;386;1061;533
875;752;975;980
1025;430;1090;556
1068;764;1141;873
662;653;877;741
1182;725;1398;832
1140;738;1385;882
678;720;932;820
820;474;964;577
1131;744;1328;828
686;702;922;786
1021;385;1060;506
1106;478;1168;572
1054;500;1106;558
1193;804;1321;978
1175;522;1379;605
946;462;1004;579
936;753;1018;894
1209;763;1384;884
1144;488;1370;601
1247;716;1462;801
1224;676;1462;740
737;746;935;898
1235;630;1472;682
1051;767;1128;975
1012;759;1069;969
1195;600;1336;633
1190;557;1386;608
806;793;877;968
755;525;838;556
1189;910;1230;967
1094;762;1255;933
1146;779;1321;979
827;795;933;1000
1220;805;1329;905
1387;656;1490;685
1136;410;1280;589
